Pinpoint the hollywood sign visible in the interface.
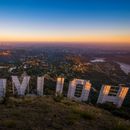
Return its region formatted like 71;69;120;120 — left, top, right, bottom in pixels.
0;76;129;108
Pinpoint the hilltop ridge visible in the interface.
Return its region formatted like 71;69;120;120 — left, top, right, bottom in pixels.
0;96;130;130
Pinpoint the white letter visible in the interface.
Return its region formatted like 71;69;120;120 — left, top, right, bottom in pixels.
0;79;6;97
56;77;64;95
37;76;44;96
97;84;129;107
12;76;30;96
67;79;91;102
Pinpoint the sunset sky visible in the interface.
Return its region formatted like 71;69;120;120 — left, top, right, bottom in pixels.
0;0;130;45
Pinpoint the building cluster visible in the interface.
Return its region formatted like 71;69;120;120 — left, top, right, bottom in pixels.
0;76;129;108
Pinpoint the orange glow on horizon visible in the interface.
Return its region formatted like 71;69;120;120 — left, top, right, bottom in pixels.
0;34;130;45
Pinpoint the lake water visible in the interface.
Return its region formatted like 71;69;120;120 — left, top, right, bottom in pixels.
90;58;105;63
117;62;130;74
90;58;130;75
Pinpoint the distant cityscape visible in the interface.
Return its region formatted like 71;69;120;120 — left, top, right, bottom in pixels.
0;44;130;107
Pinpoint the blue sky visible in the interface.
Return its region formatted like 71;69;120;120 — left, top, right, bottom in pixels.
0;0;130;43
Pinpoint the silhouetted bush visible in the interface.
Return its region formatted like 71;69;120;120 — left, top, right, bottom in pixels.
112;109;130;120
97;102;117;111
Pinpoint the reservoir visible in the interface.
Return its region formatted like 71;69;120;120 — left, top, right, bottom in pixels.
90;58;105;63
117;62;130;75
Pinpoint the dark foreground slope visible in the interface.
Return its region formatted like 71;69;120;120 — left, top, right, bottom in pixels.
0;96;130;130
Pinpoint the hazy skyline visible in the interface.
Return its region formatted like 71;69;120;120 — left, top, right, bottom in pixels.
0;0;130;45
